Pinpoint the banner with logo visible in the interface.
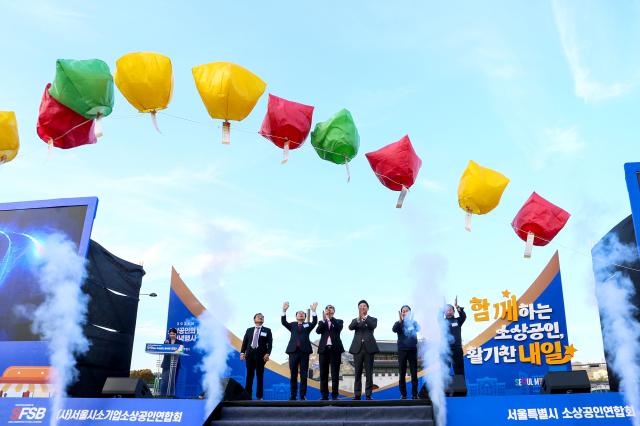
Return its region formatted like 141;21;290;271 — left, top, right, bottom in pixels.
0;398;205;425
447;393;634;425
463;252;574;395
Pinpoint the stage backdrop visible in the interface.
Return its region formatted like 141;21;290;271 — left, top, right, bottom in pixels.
165;251;575;399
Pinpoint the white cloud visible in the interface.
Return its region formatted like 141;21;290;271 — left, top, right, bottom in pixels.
552;0;637;102
543;126;585;155
417;178;445;192
532;125;585;170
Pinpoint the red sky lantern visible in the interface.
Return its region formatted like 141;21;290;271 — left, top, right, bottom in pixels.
259;94;314;164
365;135;422;208
37;83;96;149
512;192;570;258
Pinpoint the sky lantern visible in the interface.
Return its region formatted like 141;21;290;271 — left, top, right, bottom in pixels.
512;192;570;258
365;135;422;208
114;52;173;132
259;94;313;163
37;84;96;149
192;62;266;144
48;59;114;138
311;109;359;182
458;160;510;231
0;111;19;164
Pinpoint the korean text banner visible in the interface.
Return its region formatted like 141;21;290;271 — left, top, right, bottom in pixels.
463;252;572;395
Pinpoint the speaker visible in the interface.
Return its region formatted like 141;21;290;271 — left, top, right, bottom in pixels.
203;378;250;425
541;371;591;394
418;374;467;400
222;378;250;401
102;377;152;398
446;375;467;396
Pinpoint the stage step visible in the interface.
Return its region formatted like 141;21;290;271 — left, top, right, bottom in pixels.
211;400;434;426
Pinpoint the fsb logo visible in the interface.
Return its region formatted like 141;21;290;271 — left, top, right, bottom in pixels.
9;406;47;423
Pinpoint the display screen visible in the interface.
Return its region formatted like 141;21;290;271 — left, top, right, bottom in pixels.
0;198;97;380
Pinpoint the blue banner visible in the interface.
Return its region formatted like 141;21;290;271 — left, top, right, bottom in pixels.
0;398;206;425
463;252;572;395
0;394;634;425
447;393;635;425
144;344;182;354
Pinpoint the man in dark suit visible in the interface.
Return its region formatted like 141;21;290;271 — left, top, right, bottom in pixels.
315;304;344;400
240;313;273;400
282;301;318;400
392;305;420;399
445;298;466;376
349;300;379;400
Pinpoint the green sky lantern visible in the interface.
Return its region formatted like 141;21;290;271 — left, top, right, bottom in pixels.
310;109;359;181
48;59;114;128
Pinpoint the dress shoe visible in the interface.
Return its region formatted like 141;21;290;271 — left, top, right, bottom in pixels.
412;395;419;400
331;396;338;400
289;397;296;401
353;396;361;400
300;396;306;400
366;396;373;400
321;397;329;400
400;395;407;400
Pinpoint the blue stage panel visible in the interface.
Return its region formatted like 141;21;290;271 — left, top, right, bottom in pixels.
448;393;635;425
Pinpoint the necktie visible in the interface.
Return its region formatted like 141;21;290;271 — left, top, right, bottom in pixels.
251;327;260;349
297;324;302;348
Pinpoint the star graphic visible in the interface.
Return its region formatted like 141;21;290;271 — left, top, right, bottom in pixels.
564;344;578;357
501;290;511;298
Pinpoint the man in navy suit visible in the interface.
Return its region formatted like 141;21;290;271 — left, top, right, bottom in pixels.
349;300;379;400
240;313;273;400
282;301;318;400
316;304;344;400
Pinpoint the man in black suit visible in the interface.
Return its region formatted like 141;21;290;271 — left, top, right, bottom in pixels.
349;300;379;400
445;298;466;376
240;313;273;400
316;304;344;400
282;301;318;400
392;305;420;399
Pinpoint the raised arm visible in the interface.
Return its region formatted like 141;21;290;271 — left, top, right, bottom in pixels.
308;303;318;331
281;301;292;330
457;307;466;326
334;319;344;332
316;320;326;334
392;321;402;334
281;314;292;330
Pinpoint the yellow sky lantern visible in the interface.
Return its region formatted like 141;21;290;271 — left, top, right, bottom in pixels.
115;52;173;131
0;111;19;164
458;160;509;231
192;62;266;144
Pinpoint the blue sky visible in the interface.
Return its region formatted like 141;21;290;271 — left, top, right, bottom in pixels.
2;1;640;369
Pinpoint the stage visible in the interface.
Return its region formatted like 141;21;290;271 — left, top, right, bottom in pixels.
0;393;636;425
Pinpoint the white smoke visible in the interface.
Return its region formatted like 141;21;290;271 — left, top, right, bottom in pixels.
412;253;451;426
31;234;89;426
593;235;640;425
195;225;238;416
